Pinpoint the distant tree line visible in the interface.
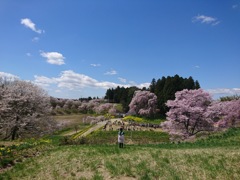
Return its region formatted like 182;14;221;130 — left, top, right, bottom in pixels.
79;96;100;102
220;95;240;102
105;86;140;112
104;75;200;116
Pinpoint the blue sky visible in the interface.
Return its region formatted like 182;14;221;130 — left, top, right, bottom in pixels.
0;0;240;99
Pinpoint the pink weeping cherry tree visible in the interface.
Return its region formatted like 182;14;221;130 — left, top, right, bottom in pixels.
0;80;56;140
220;99;240;127
206;99;240;128
94;103;114;114
162;89;214;139
128;90;157;117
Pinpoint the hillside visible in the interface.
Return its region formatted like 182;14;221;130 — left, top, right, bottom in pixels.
1;116;240;179
2;145;240;180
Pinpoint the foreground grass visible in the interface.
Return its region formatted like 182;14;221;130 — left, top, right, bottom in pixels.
1;128;240;179
1;145;240;180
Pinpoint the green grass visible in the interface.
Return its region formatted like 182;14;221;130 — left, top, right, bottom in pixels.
123;115;165;124
1;114;240;180
1;144;240;180
51;108;83;116
53;114;92;138
0;139;54;169
85;129;170;145
71;125;93;139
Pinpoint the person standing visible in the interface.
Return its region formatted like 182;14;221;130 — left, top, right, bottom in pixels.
118;127;124;148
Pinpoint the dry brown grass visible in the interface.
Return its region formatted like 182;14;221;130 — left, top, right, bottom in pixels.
2;145;240;180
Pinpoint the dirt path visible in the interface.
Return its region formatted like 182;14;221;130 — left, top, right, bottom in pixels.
62;118;121;137
80;118;120;137
80;121;107;137
62;120;108;137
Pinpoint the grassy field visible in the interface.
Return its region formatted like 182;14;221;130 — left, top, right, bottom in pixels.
53;114;88;127
1;144;240;179
53;114;91;136
85;130;170;145
1;115;240;179
122;115;165;124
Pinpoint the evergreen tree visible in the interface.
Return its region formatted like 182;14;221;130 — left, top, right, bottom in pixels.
104;75;200;116
149;78;156;93
195;80;201;89
153;75;201;116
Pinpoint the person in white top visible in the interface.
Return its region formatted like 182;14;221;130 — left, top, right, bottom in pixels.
118;127;124;148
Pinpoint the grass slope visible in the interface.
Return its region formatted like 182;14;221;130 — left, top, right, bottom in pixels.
1;146;240;180
86;130;169;145
1;128;240;179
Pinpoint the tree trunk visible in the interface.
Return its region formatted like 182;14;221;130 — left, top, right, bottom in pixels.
11;125;19;140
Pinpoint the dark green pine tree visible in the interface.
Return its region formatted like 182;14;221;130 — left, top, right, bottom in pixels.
195;80;201;89
149;78;156;93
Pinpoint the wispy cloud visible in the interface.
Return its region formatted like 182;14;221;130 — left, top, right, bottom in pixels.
194;65;200;69
192;15;220;26
232;4;239;9
55;90;61;93
104;69;117;75
90;64;101;67
129;81;136;85
21;18;43;34
40;51;65;65
32;37;40;42
207;88;240;97
26;53;32;57
118;77;127;83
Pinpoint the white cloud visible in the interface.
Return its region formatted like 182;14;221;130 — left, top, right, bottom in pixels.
138;82;151;89
90;64;101;67
40;51;65;65
129;81;136;85
34;70;149;92
207;88;240;97
57;70;99;89
0;72;19;82
55;90;62;93
194;65;200;69
21;18;43;34
104;69;117;75
192;15;220;26
34;70;115;90
118;77;127;83
34;75;57;87
26;53;32;57
3;70;239;99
